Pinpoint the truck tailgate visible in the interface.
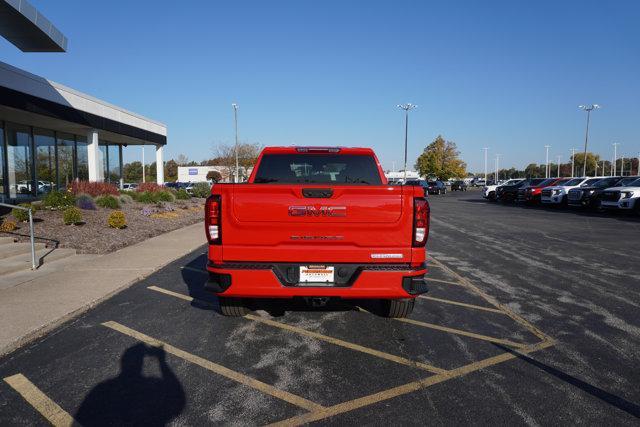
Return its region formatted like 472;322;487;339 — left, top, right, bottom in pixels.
221;184;412;263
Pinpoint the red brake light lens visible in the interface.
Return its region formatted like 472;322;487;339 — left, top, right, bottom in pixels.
413;198;429;247
205;195;221;244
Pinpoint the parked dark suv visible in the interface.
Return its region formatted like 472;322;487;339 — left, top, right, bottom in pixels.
496;179;537;202
451;180;468;191
404;179;428;196
567;176;637;209
427;180;447;195
405;179;447;195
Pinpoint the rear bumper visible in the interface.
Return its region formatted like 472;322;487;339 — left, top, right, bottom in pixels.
205;262;428;299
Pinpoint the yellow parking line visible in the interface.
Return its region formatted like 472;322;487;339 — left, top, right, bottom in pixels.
148;285;197;303
424;277;464;286
146;286;445;375
102;321;323;412
428;257;554;343
245;314;446;375
4;373;75;427
419;296;506;314
268;340;555;426
394;317;528;349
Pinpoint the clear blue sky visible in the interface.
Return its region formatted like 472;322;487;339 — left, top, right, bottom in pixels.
2;0;639;171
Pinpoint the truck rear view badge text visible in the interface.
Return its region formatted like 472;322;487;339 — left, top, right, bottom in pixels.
288;206;347;217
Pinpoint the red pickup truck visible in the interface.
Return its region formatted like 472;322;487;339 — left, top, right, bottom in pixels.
204;146;429;318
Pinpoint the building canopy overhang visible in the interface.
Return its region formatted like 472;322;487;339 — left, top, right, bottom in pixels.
0;0;67;52
0;61;166;146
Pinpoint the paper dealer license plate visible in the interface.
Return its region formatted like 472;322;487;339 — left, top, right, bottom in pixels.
299;265;334;283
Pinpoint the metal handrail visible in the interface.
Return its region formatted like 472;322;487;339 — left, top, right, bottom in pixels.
0;202;37;270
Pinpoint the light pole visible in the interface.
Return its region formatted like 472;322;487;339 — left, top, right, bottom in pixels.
232;103;239;183
578;104;600;176
570;148;577;177
482;147;489;183
141;146;145;183
495;154;501;183
397;104;417;182
612;142;620;176
544;145;551;178
556;155;562;178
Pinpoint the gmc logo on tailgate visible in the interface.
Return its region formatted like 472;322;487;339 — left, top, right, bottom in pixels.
288;206;347;217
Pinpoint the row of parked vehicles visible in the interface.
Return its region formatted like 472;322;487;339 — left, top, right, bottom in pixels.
482;176;640;214
399;179;468;195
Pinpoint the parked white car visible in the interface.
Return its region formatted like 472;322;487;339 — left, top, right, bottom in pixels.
121;183;138;190
540;177;594;205
600;177;640;213
482;179;523;200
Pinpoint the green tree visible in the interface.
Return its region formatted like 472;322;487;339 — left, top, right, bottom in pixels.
524;163;544;178
165;159;178;182
145;162;157;183
206;170;223;182
212;142;262;181
571;152;600;176
201;157;225;166
414;136;466;180
123;161;143;182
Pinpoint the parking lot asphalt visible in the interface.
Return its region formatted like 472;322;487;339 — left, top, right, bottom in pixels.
1;189;639;425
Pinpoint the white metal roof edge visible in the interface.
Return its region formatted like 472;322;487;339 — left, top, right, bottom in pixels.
0;61;167;135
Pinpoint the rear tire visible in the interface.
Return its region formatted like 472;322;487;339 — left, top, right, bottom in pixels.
380;298;415;318
219;297;250;317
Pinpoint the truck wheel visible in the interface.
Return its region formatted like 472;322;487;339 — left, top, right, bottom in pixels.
381;298;415;318
218;297;250;316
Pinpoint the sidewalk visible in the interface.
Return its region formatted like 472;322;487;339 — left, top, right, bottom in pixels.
0;222;205;356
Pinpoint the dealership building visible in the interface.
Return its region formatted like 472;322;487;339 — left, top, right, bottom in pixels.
0;0;167;202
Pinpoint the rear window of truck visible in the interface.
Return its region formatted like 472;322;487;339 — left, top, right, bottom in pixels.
253;154;382;184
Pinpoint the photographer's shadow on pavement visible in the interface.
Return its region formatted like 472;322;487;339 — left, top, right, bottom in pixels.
75;343;185;426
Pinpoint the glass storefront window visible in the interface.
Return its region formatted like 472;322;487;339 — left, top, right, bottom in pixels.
34;128;56;195
76;135;88;181
57;133;75;190
6;123;32;199
0;122;4;199
108;144;121;184
99;144;108;182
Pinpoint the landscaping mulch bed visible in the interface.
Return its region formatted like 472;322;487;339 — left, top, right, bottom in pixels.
0;199;205;254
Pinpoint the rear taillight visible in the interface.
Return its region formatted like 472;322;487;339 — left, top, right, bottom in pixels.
413;198;429;247
205;195;221;244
